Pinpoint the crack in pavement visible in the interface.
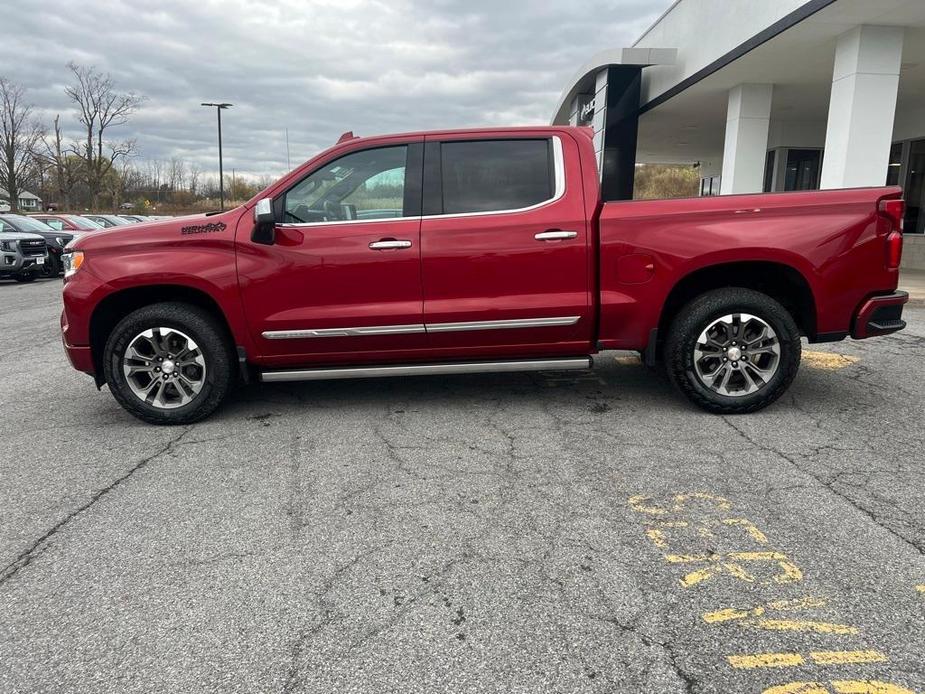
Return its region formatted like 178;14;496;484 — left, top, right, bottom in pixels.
721;417;925;557
0;426;192;587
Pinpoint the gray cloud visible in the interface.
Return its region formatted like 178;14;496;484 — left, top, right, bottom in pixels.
1;0;666;178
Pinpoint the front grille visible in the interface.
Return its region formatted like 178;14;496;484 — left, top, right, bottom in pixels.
18;239;46;256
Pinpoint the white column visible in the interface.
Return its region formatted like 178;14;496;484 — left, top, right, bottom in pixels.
820;25;904;190
720;84;773;195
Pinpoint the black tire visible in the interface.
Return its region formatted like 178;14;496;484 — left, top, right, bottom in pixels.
40;255;61;278
14;273;36;283
665;288;801;414
103;302;235;425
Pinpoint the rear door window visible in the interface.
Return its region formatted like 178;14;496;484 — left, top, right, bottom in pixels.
439;139;554;214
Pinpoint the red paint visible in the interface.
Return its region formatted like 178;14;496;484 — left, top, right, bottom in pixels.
61;126;906;380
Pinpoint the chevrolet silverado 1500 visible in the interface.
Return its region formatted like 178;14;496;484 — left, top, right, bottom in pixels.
60;126;908;424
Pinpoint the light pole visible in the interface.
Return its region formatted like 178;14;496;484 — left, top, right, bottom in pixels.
201;102;232;210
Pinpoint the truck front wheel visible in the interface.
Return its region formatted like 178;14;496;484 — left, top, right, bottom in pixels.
665;288;801;414
103;302;235;425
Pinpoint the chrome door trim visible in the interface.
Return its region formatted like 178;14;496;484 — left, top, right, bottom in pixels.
260;357;591;382
273;136;566;229
425;316;580;333
263;324;426;340
534;230;578;241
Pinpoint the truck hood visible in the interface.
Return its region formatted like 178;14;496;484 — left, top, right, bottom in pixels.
1;231;46;242
69;209;242;252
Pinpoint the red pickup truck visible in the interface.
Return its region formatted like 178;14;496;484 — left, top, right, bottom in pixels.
61;126;908;424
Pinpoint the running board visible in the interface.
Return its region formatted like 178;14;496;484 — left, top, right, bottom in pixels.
259;357;592;383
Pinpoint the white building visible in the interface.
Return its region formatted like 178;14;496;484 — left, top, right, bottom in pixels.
0;187;42;212
552;0;925;269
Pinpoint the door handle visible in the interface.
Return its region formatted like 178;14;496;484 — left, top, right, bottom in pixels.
535;230;578;241
369;239;412;250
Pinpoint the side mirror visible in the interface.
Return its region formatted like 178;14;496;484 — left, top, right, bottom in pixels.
252;197;276;245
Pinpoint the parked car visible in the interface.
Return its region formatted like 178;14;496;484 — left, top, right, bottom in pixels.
0;200;10;213
0;214;73;277
82;214;131;228
117;215;147;223
0;220;47;283
32;214;103;233
61;126;908;424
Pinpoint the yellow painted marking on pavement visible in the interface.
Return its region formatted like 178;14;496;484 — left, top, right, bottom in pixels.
673;492;732;512
728;652;806;669
810;650;887;666
703;607;753;623
803;351;859;370
763;684;829;694
614;354;641;366
762;683;916;694
916;584;925;593
703;597;855;633
628;492;732;516
645;528;669;548
832;681;916;694
723;517;770;544
683;551;803;587
628;495;668;516
769;597;828;611
665;553;711;563
752;618;858;635
733;551;804;584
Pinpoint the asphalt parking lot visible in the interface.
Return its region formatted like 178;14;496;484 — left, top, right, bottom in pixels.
1;278;923;694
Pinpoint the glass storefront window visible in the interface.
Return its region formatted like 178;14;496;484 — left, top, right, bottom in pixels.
784;149;821;191
887;143;903;187
906;139;925;234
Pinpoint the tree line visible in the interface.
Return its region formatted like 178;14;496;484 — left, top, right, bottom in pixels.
1;64;266;214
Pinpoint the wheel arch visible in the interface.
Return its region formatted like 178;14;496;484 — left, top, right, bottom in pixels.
89;284;236;387
656;261;817;351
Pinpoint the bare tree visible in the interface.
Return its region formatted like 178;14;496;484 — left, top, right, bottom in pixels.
167;157;185;194
146;159;163;203
0;77;43;212
187;163;201;196
103;159;140;211
64;62;145;209
40;115;82;210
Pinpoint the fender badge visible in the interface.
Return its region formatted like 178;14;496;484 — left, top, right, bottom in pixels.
181;221;227;235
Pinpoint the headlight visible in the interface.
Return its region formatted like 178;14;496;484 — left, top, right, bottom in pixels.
0;240;14;252
63;251;85;278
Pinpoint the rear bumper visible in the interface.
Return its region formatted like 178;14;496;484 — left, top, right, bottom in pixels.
851;291;908;339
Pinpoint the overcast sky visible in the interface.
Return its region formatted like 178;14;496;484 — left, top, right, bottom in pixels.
2;0;667;179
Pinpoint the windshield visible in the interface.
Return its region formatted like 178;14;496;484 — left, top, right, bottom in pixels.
1;215;53;232
103;216;130;225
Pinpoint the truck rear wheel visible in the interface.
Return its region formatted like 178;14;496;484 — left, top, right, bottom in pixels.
103;302;235;425
665;288;801;414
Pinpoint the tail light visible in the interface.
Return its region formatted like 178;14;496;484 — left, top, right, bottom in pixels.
879;199;905;270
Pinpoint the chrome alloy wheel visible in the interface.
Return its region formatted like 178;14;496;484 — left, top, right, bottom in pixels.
692;313;781;397
122;327;207;409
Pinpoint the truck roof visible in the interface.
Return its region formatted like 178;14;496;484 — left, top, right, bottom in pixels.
337;124;593;146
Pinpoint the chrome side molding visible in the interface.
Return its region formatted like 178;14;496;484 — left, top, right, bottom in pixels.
426;316;579;333
263;324;425;340
262;316;580;340
260;357;592;383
